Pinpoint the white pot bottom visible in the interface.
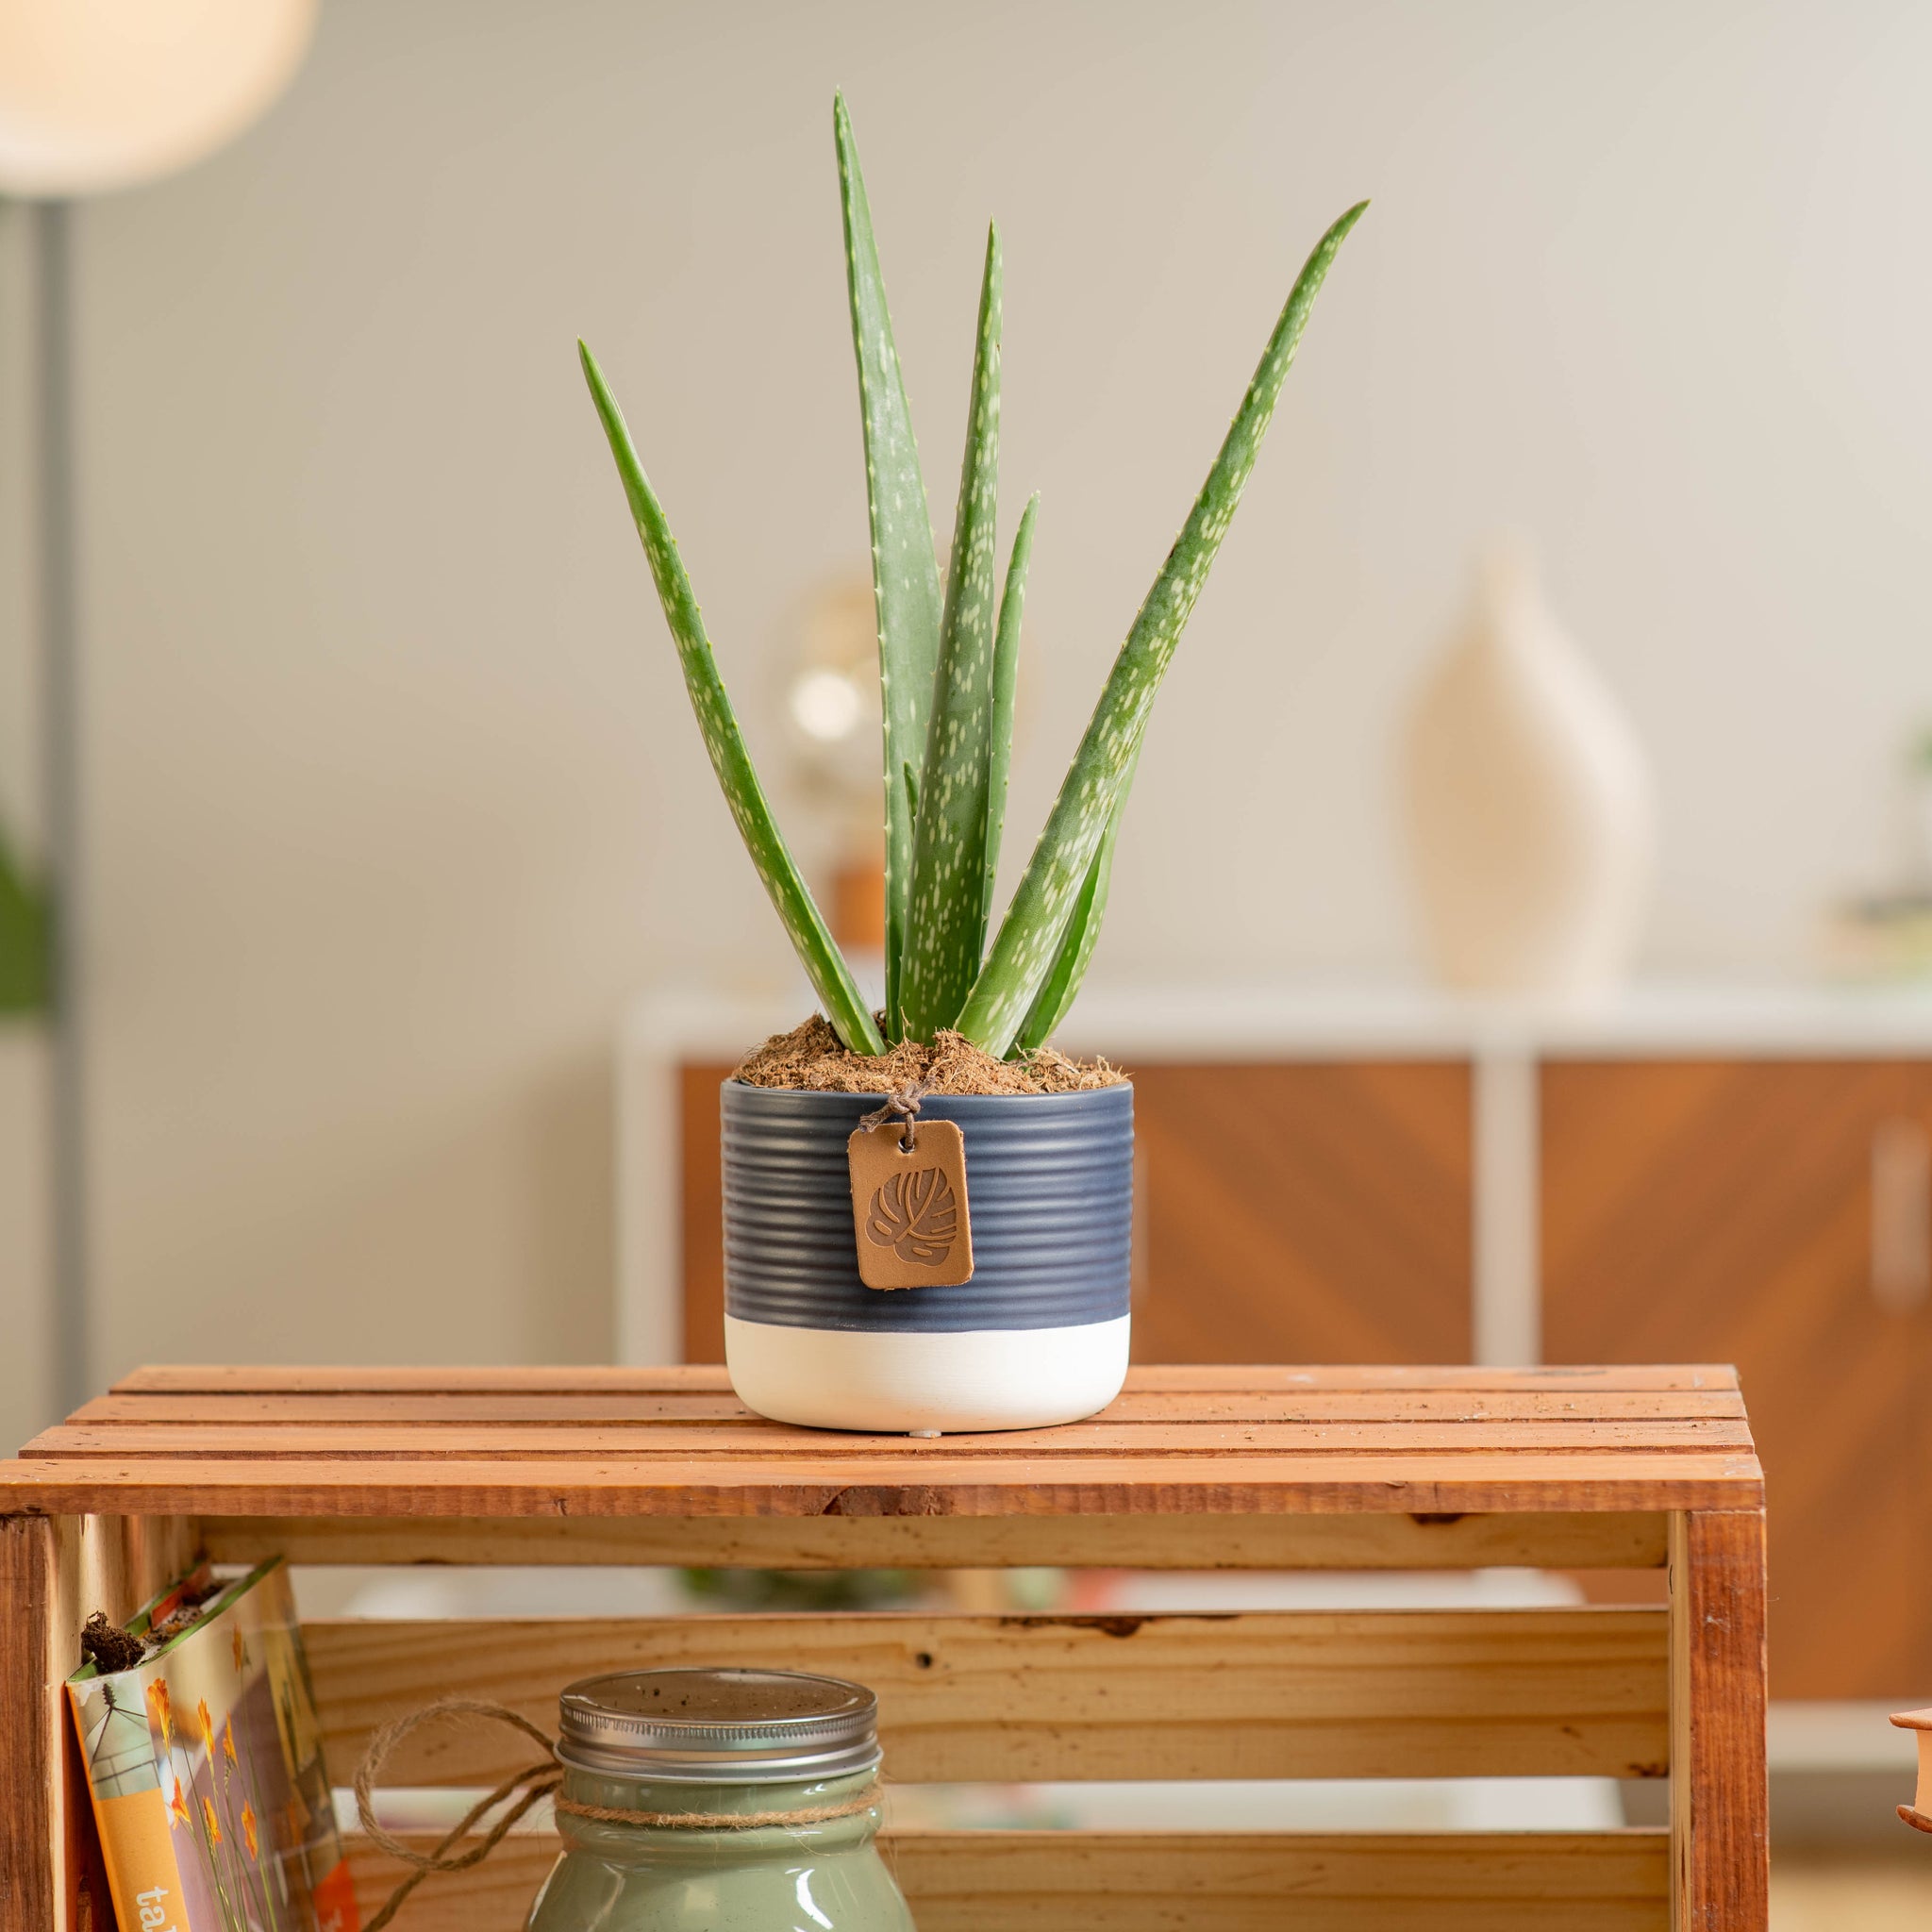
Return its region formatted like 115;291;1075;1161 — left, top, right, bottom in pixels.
724;1313;1131;1434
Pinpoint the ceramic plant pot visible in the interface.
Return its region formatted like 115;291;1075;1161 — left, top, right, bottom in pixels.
721;1080;1132;1433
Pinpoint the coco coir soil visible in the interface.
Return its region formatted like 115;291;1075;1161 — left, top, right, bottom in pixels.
732;1014;1126;1096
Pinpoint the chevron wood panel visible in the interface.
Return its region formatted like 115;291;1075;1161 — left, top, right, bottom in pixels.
1128;1061;1472;1363
1541;1058;1932;1699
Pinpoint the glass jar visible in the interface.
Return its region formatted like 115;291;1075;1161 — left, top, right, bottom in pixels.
525;1667;915;1932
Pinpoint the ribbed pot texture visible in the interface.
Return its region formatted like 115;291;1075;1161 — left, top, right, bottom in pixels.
721;1081;1133;1335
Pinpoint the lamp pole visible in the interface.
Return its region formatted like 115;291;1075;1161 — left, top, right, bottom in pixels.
34;199;87;1417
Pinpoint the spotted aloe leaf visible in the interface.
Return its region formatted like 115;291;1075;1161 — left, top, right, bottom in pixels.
954;200;1368;1055
1011;741;1134;1056
835;94;944;1039
981;491;1038;953
578;341;884;1055
899;225;1003;1041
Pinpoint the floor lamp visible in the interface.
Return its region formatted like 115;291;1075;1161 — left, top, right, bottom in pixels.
0;0;315;1413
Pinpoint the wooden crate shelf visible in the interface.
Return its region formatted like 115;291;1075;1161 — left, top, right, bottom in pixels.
0;1363;1766;1931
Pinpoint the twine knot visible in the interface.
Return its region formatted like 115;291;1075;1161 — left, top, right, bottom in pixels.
858;1079;928;1151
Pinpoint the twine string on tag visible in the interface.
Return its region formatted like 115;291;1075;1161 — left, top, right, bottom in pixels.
858;1078;928;1152
354;1697;883;1932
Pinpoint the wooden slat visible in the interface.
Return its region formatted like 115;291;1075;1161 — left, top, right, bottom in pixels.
112;1362;1741;1395
0;1514;67;1932
118;1363;756;1394
313;1607;1667;1787
0;1448;1763;1517
200;1507;1672;1571
16;1364;1757;1518
347;1829;1671;1932
23;1418;1756;1460
1670;1509;1768;1929
898;1829;1669;1932
67;1386;1751;1425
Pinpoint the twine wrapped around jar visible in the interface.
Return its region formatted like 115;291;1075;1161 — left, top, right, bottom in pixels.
354;1698;883;1931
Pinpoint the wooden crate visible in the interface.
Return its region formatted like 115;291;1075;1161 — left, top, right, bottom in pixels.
0;1363;1766;1931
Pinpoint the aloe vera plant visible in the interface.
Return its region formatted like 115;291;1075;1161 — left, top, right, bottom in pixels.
583;96;1363;1057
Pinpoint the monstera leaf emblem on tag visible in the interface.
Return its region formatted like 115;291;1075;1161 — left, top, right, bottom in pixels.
866;1166;958;1264
846;1116;974;1289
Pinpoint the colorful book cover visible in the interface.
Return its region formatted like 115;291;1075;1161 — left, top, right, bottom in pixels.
67;1559;360;1932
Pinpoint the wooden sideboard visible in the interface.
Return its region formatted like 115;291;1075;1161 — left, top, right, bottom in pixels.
627;985;1932;1702
1543;1059;1932;1700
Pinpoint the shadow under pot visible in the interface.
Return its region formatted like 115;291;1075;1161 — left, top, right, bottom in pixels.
721;1079;1133;1433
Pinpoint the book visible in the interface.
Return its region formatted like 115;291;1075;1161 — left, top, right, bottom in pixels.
67;1559;360;1932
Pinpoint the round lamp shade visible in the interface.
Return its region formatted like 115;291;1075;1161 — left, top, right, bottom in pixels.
0;0;316;197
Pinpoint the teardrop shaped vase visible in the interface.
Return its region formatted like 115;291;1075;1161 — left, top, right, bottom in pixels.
1401;547;1654;1004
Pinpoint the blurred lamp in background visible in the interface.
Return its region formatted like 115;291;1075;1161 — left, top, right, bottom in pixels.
781;576;891;954
0;0;315;194
0;0;317;1414
1401;540;1655;1005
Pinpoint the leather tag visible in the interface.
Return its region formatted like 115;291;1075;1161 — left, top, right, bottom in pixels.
847;1118;974;1290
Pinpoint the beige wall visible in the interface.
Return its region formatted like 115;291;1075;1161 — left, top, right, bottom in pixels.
6;0;1932;1440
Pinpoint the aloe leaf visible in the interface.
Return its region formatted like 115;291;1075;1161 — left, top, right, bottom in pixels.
579;341;885;1055
1010;741;1134;1054
835;93;944;1038
980;491;1038;951
955;200;1368;1055
899;225;1003;1041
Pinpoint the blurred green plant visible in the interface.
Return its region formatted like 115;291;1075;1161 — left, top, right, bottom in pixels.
581;94;1363;1057
679;1567;919;1612
0;825;47;1014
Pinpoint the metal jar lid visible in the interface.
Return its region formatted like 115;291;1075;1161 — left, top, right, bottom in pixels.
556;1668;880;1785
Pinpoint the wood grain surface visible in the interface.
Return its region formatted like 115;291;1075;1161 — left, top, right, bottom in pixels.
1670;1507;1769;1930
308;1604;1669;1786
195;1506;1672;1573
0;1514;64;1932
79;1382;1748;1423
1;1365;1760;1521
112;1361;1740;1395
